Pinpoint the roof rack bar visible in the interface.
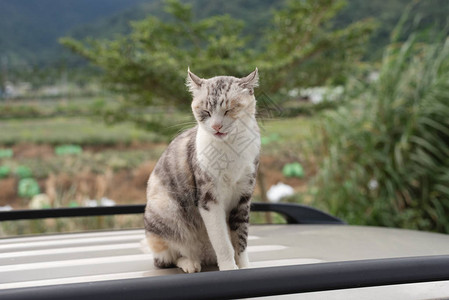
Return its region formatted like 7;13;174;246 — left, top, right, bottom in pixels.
1;255;448;300
0;202;345;224
251;202;345;224
0;205;144;221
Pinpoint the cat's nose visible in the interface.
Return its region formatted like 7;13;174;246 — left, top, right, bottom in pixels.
212;124;223;132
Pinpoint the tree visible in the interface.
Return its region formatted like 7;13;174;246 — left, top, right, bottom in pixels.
260;0;375;94
61;0;375;133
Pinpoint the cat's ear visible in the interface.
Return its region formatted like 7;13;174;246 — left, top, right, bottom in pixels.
186;67;203;93
239;68;259;90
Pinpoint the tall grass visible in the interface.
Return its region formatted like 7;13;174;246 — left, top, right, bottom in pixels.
314;35;449;232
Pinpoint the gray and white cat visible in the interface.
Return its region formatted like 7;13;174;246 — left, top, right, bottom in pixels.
143;68;260;273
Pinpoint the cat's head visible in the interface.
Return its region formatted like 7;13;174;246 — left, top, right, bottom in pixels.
187;68;258;139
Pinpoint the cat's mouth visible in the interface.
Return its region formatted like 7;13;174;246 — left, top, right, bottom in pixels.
214;132;227;138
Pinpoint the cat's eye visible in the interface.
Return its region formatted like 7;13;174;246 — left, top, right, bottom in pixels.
224;110;231;116
203;110;211;117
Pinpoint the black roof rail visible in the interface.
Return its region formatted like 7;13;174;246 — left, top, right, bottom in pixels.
1;255;448;300
0;202;345;225
251;202;345;224
0;205;144;221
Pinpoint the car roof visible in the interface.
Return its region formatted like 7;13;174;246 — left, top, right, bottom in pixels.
1;224;449;297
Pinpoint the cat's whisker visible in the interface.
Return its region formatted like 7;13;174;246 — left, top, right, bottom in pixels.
166;121;197;128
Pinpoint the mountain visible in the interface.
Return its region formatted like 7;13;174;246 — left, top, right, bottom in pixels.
0;0;150;67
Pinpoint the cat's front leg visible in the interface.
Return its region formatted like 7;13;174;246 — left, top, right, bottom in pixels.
229;197;251;268
199;196;238;271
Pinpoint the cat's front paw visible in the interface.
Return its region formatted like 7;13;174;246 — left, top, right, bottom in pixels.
236;250;250;269
218;261;239;271
237;258;249;269
176;257;202;273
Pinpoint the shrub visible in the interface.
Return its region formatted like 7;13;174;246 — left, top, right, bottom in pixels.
314;35;449;233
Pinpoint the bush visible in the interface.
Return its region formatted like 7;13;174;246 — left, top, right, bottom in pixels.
314;35;449;233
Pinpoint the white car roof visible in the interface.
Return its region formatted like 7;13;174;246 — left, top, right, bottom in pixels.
1;224;449;298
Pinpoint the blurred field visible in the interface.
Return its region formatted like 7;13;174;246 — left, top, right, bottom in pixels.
0;99;315;217
0;98;315;236
0;117;163;145
259;117;317;156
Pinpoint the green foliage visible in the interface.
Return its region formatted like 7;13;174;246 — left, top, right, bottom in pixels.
18;178;40;198
261;133;280;145
15;166;32;179
0;97;100;119
281;99;343;117
335;0;449;60
0;149;14;158
61;0;375;133
54;144;83;156
314;34;449;233
0;105;42;118
61;0;253;134
262;0;375;93
0;166;11;178
282;162;305;178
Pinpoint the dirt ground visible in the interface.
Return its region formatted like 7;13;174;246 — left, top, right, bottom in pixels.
0;143;311;209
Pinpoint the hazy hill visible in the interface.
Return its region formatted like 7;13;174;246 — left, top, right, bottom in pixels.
0;0;149;66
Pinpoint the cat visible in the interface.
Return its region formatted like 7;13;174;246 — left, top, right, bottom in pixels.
143;68;260;273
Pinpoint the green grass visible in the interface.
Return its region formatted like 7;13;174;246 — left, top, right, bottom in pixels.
258;117;317;157
259;117;315;142
0;97;102;119
0;117;163;145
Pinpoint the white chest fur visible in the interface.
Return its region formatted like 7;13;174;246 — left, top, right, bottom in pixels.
196;120;260;207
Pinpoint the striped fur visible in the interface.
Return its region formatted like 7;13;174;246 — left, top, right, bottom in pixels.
144;69;260;273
